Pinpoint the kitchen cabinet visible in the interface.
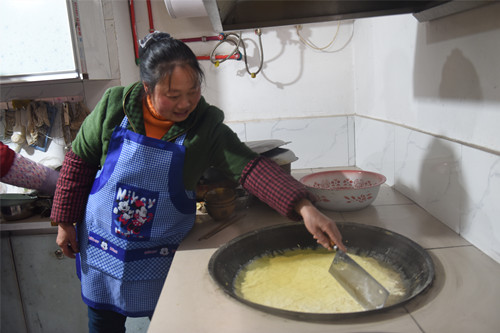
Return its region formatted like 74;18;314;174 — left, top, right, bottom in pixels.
1;235;27;333
9;233;88;333
1;230;150;332
0;0;116;84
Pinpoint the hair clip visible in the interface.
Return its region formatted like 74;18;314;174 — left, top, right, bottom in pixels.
139;31;172;51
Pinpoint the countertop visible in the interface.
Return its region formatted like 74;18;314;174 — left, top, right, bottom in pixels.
0;215;54;234
148;183;500;333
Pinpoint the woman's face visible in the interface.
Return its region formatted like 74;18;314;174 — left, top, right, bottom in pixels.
147;66;201;122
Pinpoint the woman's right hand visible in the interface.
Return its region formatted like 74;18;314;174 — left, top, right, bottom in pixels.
295;198;347;252
56;223;79;258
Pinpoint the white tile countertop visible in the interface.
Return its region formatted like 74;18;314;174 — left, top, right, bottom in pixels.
148;183;500;333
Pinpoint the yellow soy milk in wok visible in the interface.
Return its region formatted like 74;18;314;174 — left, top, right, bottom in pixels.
234;248;406;313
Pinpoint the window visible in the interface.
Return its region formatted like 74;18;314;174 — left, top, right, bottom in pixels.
0;0;80;83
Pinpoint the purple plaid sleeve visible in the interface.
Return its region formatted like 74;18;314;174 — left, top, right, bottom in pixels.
240;156;316;221
50;150;98;225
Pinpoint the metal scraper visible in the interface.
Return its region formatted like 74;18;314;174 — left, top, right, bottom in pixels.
328;247;389;310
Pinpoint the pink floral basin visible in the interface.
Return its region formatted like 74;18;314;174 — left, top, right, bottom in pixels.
300;170;386;211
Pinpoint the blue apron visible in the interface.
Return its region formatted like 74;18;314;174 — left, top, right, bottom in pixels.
76;116;196;317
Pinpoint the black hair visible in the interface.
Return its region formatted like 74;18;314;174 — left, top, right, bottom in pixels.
139;31;204;94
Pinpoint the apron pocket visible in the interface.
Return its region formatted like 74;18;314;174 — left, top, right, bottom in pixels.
85;231;177;281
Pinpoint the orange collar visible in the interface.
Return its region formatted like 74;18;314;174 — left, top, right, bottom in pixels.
143;95;174;139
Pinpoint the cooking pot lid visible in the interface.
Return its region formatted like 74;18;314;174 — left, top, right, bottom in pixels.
244;139;290;154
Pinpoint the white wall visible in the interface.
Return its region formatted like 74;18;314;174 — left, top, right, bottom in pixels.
353;4;500;264
353;4;500;154
112;0;356;122
107;0;357;168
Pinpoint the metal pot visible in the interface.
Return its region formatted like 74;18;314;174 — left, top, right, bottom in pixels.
208;222;434;321
0;193;38;221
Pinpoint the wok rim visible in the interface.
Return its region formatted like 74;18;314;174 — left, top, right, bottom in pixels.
208;221;435;322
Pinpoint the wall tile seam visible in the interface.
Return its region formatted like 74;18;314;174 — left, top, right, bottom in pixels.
354;114;500;157
224;114;356;125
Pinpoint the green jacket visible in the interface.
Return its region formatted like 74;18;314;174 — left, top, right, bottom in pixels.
72;82;258;190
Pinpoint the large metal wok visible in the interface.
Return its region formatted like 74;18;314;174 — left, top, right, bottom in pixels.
208;221;434;321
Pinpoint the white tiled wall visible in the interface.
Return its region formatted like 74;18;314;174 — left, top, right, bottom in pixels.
354;117;395;186
461;146;500;262
394;127;463;233
226;115;354;169
355;116;500;264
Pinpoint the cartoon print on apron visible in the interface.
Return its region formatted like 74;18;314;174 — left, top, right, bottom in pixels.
77;116;196;316
112;183;158;239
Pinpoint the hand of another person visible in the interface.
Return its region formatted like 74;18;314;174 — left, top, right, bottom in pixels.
56;223;79;258
295;199;347;252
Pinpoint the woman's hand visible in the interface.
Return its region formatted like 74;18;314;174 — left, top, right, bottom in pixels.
295;198;347;252
56;223;79;258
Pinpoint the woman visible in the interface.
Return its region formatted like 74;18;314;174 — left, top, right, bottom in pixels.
51;32;345;331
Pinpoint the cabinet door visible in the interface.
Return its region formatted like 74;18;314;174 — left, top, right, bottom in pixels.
1;235;27;333
10;234;87;333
